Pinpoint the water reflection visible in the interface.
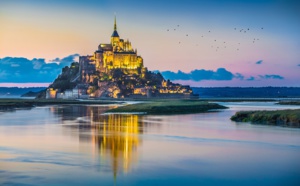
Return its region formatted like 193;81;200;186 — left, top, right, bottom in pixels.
52;105;143;177
97;114;141;178
1;103;300;185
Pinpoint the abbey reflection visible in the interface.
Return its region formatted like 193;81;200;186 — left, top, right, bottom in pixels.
51;105;143;176
93;114;141;176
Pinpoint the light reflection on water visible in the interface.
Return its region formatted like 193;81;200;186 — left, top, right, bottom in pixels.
54;106;143;178
0;102;300;185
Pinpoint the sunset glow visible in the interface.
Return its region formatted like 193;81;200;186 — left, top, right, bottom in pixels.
1;0;299;87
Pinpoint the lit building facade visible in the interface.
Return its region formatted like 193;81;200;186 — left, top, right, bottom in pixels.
80;16;145;83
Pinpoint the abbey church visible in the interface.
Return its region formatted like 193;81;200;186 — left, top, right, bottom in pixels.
46;17;195;99
79;17;146;83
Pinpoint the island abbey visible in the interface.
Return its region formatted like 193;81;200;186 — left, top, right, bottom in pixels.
45;17;195;99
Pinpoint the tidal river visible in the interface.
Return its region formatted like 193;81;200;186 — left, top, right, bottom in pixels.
0;102;300;186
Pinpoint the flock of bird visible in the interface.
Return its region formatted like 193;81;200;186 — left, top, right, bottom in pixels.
166;25;264;52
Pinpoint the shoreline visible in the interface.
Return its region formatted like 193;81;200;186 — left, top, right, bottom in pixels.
1;98;299;113
0;98;121;111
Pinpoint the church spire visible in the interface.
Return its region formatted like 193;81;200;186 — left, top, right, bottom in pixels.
111;15;120;43
114;15;117;31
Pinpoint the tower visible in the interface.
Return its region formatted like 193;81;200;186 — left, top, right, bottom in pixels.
111;16;120;48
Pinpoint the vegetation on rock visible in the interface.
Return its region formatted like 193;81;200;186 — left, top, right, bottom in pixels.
36;62;79;98
49;62;79;92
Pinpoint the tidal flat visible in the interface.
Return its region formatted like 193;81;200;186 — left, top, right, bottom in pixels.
1;101;300;186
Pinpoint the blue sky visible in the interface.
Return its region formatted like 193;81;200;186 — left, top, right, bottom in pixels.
0;0;299;87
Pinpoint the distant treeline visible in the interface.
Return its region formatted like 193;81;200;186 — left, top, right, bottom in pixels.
0;87;46;96
192;87;300;98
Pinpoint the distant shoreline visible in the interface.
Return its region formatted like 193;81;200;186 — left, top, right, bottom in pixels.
1;87;300;100
0;98;227;113
0;99;121;111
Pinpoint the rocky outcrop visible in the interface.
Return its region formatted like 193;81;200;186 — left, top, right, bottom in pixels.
96;82;121;98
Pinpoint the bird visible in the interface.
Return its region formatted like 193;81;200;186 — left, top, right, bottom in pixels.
208;31;211;33
247;28;250;30
186;34;188;36
234;28;236;30
214;40;216;42
201;36;204;37
261;27;264;29
174;29;176;31
177;25;179;27
167;29;169;31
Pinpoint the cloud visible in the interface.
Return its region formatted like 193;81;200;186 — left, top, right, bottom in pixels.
161;70;190;80
48;54;79;65
255;60;263;64
234;73;244;80
247;76;255;81
0;55;285;84
161;68;236;81
160;68;284;82
0;54;79;83
259;74;284;80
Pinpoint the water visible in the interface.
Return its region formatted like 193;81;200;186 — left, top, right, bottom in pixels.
0;102;300;186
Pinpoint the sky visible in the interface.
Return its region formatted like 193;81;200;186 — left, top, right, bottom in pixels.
0;0;300;87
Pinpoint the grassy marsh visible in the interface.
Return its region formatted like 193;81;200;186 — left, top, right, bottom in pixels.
231;109;300;127
106;100;227;114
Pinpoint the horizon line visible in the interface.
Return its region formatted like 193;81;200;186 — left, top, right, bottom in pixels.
0;83;300;88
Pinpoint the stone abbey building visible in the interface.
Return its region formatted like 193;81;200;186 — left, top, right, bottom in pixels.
46;17;195;99
79;17;146;83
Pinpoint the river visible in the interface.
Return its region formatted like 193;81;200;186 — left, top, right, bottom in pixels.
0;102;300;186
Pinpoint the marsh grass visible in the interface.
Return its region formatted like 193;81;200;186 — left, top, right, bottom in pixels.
231;109;300;127
106;100;227;114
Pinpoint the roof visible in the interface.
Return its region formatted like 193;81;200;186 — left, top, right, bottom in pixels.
114;51;136;54
111;30;119;37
